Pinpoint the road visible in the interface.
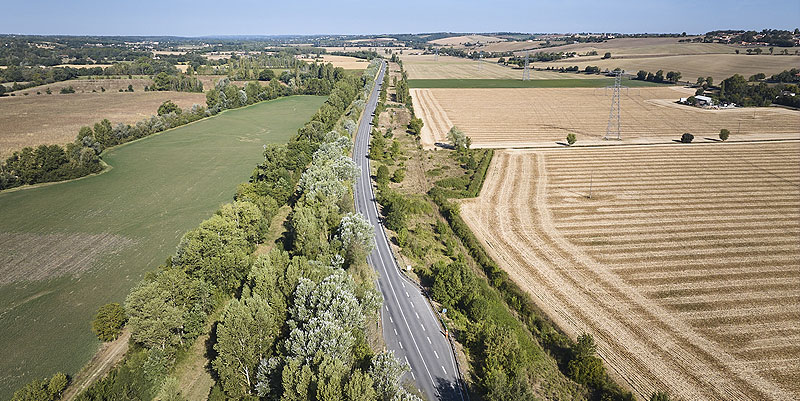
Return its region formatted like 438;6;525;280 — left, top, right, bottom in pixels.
353;60;464;400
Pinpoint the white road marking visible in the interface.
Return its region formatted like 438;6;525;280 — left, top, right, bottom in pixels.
415;312;420;319
405;291;410;298
394;328;398;336
427;336;431;344
399;341;403;349
389;316;393;323
442;365;447;374
421;323;426;331
434;350;439;359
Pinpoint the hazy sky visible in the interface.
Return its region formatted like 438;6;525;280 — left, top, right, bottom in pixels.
4;0;798;36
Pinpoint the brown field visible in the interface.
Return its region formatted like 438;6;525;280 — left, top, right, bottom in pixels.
460;143;800;400
410;87;800;148
429;34;505;46
399;54;595;80
476;40;544;53
296;54;371;69
11;78;154;95
0;91;206;157
321;46;409;53
540;54;800;83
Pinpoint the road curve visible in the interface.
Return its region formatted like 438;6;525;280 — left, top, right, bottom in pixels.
353;60;464;400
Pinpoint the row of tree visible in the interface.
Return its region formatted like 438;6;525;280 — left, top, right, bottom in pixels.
635;69;682;83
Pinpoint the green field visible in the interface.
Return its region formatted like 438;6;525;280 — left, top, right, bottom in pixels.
408;78;667;88
0;95;326;398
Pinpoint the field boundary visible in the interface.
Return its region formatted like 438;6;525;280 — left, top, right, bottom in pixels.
408;78;668;88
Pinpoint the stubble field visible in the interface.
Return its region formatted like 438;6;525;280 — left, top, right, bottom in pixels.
0;95;326;399
539;54;800;83
410;87;800;148
460;143;800;400
0;91;206;158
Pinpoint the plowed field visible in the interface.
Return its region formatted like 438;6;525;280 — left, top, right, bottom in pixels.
410;87;800;148
460;143;800;400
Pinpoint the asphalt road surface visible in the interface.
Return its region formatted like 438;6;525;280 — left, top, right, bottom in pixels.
353;60;464;401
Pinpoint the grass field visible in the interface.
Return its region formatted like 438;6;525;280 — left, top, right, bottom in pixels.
408;78;665;88
459;143;800;400
10;77;155;95
0;91;206;158
540;54;800;83
410;87;800;148
0;95;326;399
297;54;371;69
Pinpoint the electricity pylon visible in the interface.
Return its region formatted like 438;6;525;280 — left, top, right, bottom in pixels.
604;72;627;140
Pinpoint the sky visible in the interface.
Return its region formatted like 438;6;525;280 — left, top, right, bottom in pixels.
3;0;798;36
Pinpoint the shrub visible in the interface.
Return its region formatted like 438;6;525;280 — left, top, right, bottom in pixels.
681;133;694;143
391;168;405;183
602;52;611;59
719;129;730;141
92;303;127;342
59;86;75;94
566;133;576;146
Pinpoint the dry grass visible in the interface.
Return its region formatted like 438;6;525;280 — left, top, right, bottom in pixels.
477;40;544;53
429;34;506;46
411;87;800;148
525;37;743;57
460;143;800;400
0;91;206;158
540;54;800;83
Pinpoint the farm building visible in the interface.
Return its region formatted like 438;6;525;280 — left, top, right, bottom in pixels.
695;95;713;106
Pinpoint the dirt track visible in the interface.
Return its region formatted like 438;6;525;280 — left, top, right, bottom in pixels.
460;143;800;400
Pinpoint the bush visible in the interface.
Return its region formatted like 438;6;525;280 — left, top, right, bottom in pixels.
376;165;390;185
680;133;694;143
566;133;576;146
719;129;730;141
602;52;611;59
92;303;127;342
60;86;75;94
391;168;405;183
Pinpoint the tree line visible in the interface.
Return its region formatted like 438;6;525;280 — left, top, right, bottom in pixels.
635;69;682;83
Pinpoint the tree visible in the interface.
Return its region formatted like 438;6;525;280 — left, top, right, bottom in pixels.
338;212;376;265
719;128;730;141
370;351;413;401
376;165;390;185
567;333;605;387
11;372;68;401
666;71;681;83
636;70;648;80
408;118;423;136
602;52;611;59
696;77;705;86
92;303;127;342
566;133;576;146
157;100;180;116
706;76;713;86
258;69;276;81
447;126;469;153
681;133;694;143
654;70;664;83
344;370;376;401
213;295;278;398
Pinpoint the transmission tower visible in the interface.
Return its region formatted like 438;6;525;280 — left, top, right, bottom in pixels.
434;48;439;61
522;52;530;81
604;72;627;140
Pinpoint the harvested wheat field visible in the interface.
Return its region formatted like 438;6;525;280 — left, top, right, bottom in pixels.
411;87;800;148
10;77;154;95
460;143;800;400
521;37;744;57
429;34;505;46
0;91;206;158
540;54;800;83
400;53;598;80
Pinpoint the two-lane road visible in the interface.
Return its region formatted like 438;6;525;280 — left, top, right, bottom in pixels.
353;61;463;400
